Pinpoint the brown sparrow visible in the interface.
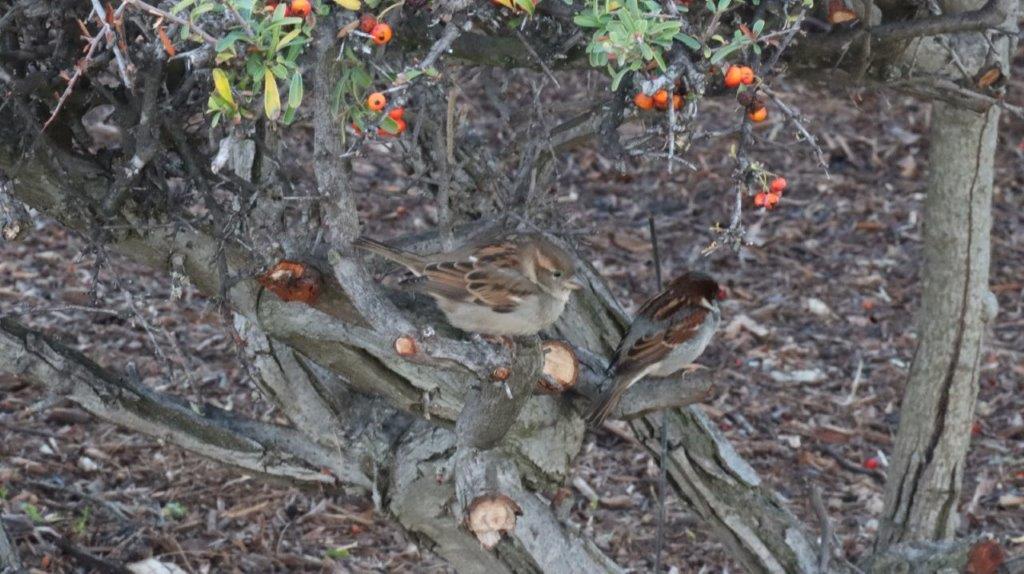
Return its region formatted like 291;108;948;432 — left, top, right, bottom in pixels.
353;233;583;336
588;271;725;425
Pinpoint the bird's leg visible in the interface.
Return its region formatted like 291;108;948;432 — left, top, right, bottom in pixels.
681;363;709;374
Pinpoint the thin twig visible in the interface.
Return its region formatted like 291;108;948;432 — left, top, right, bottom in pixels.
649;215;668;574
810;482;833;572
515;30;560;87
126;0;218;46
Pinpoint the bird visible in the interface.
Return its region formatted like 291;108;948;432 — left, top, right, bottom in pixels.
588;271;725;426
353;233;583;336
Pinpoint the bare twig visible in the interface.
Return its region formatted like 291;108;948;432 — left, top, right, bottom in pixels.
810;482;834;572
515;30;560;87
125;0;218;46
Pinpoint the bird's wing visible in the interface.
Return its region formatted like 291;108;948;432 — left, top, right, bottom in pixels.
608;301;709;377
400;260;538;313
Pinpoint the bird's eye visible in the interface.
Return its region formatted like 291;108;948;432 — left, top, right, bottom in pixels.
553;271;563;278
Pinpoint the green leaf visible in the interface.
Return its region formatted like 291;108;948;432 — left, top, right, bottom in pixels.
191;1;216;17
326;546;355;559
675;33;701;51
610;66;628;90
212;68;235;107
163;502;188;520
651;49;666;71
246;56;265;80
216;30;250;52
351;66;372;88
716;0;731;12
752;19;765;35
264;69;281;120
276;27;303;52
709;42;741;64
379;116;400;134
513;0;536;14
573;13;600;27
170;0;196;15
235;0;255;18
288;70;303;108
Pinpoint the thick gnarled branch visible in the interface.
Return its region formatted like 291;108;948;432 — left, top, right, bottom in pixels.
0;317;371;489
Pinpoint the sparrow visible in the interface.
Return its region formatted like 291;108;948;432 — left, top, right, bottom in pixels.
588;271;725;426
353;233;583;336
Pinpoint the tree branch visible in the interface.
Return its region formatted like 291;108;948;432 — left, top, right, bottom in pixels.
0;317;371;489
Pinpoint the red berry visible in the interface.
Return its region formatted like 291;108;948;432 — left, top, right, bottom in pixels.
754;192;767;207
388;107;405;120
370;23;392;45
359;13;378;33
289;0;311;17
723;65;744;89
863;457;880;470
770;177;788;194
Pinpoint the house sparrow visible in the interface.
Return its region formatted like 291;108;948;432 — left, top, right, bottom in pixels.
353;233;583;336
588;271;725;426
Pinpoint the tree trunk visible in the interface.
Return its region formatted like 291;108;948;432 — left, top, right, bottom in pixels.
875;102;999;548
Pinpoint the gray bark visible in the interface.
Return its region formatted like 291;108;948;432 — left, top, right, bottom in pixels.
874;0;1015;549
0;516;23;574
876;101;999;547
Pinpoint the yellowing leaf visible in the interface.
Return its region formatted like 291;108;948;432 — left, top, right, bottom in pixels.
276;27;302;52
333;0;360;10
212;69;235;108
264;69;281;120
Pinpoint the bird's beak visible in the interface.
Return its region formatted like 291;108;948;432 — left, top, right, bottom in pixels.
565;279;584;291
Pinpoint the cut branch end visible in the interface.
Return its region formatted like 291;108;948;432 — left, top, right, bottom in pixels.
257;260;322;304
394;336;418;357
466;493;522;550
536;340;579;394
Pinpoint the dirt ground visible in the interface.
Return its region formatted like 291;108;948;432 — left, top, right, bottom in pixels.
2;55;1023;572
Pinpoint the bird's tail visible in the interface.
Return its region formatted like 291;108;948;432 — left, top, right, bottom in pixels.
587;375;632;428
352;236;422;268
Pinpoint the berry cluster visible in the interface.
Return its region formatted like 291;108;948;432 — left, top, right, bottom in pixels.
754;177;787;210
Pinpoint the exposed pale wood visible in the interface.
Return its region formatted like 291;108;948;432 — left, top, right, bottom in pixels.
536;340;579;394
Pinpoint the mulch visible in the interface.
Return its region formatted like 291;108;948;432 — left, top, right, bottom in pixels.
2;60;1022;572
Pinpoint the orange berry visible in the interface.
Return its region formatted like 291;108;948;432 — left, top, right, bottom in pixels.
394;117;407;133
748;106;768;123
371;23;392;45
769;177;787;194
388;107;405;120
634;92;654;110
723;65;744;89
289;0;311;17
764;192;780;209
672;93;683;110
367;92;387;111
359;13;378;33
739;66;755;85
653;89;669;109
754;192;767;207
